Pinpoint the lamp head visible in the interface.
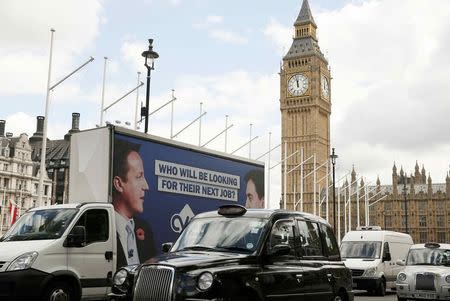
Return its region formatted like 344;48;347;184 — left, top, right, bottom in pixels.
330;148;338;164
142;39;159;69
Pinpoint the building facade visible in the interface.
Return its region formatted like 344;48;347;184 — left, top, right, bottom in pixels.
339;163;450;244
280;0;331;212
0;113;80;236
0;121;52;235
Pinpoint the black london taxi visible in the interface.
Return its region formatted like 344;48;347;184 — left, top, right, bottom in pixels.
109;205;353;301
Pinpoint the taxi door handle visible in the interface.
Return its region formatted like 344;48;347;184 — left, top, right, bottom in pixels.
327;273;333;282
296;274;303;284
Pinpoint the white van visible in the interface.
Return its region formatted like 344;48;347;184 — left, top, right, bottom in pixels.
0;203;117;301
340;226;413;296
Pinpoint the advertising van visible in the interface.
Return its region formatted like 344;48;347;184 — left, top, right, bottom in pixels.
0;125;265;301
340;226;413;295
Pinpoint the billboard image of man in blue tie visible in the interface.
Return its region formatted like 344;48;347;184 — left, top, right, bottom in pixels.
112;138;156;268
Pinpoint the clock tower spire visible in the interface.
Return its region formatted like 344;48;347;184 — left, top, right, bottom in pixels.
280;0;331;215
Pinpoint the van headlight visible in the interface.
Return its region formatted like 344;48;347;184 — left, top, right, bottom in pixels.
6;252;38;271
363;267;377;277
197;272;214;291
113;268;128;286
397;273;407;282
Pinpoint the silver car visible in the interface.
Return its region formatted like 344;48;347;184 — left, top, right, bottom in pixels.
396;243;450;301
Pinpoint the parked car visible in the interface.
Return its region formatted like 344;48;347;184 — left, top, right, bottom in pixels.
340;226;413;295
396;242;450;301
109;205;354;301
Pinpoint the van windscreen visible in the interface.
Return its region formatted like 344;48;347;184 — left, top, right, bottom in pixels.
340;241;382;259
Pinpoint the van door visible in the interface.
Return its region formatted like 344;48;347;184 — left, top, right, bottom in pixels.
382;242;393;281
66;208;114;299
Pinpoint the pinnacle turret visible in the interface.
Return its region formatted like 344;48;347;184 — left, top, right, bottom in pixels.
351;165;356;183
295;0;317;27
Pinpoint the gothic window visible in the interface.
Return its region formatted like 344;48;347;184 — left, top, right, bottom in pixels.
384;201;392;211
401;215;406;227
437;215;444;227
436;201;445;210
437;231;446;242
3;164;8;171
419;231;427;243
419;215;427;227
385;216;392;228
418;201;427;211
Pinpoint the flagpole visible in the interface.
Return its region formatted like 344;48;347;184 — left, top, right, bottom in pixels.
38;28;55;206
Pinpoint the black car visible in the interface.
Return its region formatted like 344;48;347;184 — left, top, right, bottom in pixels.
109;205;353;301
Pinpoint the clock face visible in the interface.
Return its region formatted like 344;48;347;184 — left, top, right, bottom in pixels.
288;74;308;96
321;75;329;98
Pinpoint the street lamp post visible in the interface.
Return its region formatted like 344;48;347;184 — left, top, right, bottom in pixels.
141;39;159;134
402;174;408;234
330;148;338;232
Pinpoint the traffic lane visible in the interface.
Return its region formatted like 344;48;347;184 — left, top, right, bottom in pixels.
354;290;397;301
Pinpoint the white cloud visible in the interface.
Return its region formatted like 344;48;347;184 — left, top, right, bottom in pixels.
209;29;248;44
0;0;104;96
263;18;292;55
121;40;147;73
207;15;224;24
193;15;247;45
263;0;450;186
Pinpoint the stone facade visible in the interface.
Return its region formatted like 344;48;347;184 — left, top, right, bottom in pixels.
339;163;450;243
0;128;52;235
0;113;80;235
280;0;331;212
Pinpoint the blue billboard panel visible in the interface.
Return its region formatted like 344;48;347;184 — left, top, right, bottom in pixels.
111;133;264;267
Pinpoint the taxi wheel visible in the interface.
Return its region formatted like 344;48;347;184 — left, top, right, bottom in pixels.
334;289;348;301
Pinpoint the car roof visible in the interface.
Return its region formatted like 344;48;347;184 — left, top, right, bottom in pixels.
194;208;330;225
342;230;413;242
410;243;450;250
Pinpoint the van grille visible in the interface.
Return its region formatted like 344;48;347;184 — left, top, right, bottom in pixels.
416;273;435;291
133;265;174;301
351;269;365;277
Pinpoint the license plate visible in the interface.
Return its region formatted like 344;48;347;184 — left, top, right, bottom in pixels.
416;293;435;299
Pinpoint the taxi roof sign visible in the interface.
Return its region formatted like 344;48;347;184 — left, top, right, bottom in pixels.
218;204;247;216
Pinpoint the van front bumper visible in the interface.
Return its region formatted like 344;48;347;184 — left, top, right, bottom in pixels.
352;276;381;291
0;268;52;300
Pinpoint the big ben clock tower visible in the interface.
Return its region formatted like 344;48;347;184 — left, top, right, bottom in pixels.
280;0;331;213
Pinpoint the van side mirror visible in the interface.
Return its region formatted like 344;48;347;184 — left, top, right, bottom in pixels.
64;225;86;248
162;242;173;253
396;259;405;266
269;244;291;257
383;252;391;262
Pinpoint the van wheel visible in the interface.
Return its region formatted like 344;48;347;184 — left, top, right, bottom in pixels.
376;279;386;296
43;281;77;301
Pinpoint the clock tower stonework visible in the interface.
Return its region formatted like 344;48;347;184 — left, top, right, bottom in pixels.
280;0;331;213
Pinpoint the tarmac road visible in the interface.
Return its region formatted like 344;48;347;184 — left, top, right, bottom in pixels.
354;289;397;301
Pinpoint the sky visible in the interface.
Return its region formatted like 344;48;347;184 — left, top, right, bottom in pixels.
1;0;450;209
